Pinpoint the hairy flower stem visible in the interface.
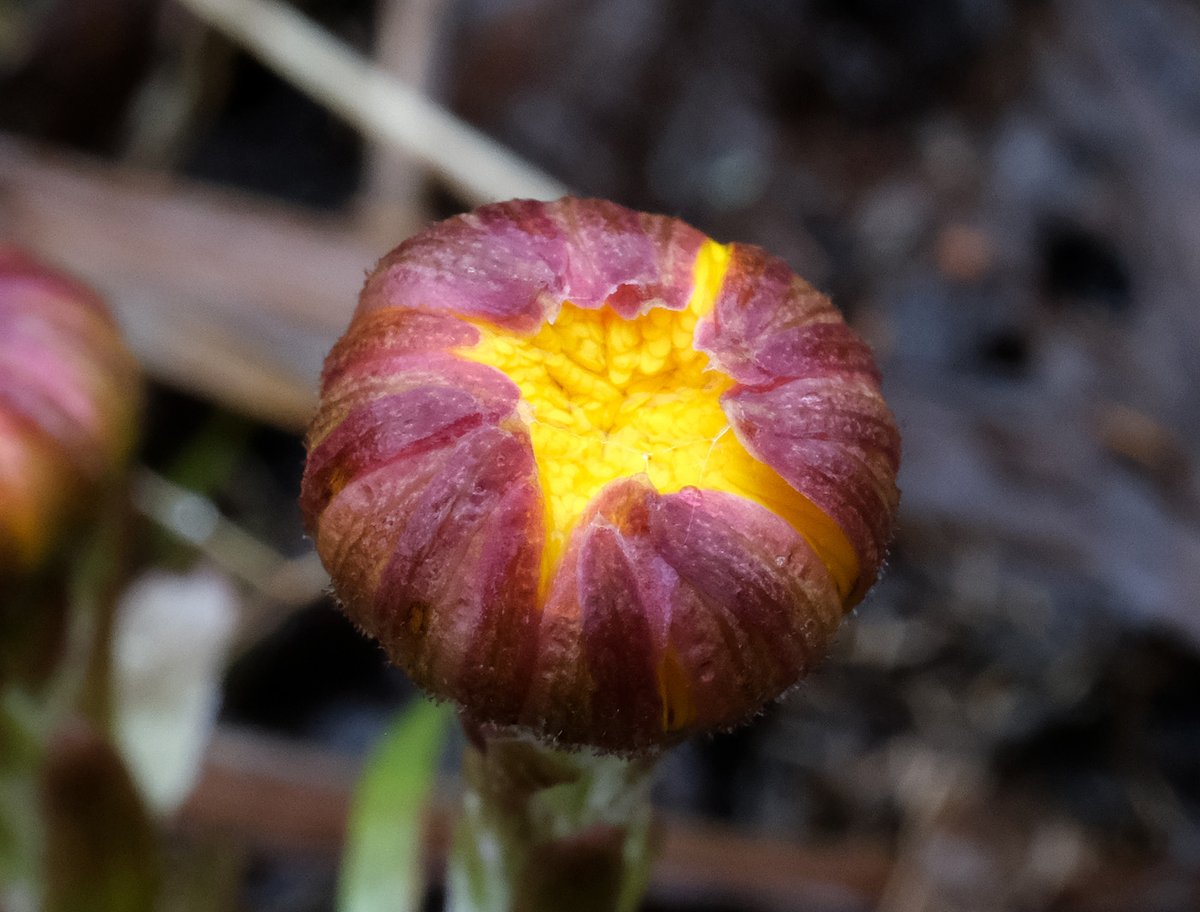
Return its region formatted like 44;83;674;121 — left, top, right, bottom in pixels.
448;730;658;912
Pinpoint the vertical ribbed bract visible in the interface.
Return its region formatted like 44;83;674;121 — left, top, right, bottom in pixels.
302;198;900;754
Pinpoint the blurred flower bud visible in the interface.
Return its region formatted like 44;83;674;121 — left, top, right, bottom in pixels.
302;199;900;753
0;248;140;576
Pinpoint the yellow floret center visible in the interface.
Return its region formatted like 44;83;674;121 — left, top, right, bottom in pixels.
459;240;858;610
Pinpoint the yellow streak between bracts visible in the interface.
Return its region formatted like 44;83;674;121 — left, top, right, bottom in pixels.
457;240;859;725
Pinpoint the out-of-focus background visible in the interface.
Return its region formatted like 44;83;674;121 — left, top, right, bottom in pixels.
2;0;1200;909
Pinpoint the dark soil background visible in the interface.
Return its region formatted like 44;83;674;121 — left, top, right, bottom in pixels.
3;0;1200;909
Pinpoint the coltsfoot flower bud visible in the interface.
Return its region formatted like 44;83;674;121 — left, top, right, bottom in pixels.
0;248;140;575
302;199;900;753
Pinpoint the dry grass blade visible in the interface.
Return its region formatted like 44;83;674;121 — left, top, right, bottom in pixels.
173;0;569;207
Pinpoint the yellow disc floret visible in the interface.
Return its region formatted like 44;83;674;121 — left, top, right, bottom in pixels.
459;240;859;600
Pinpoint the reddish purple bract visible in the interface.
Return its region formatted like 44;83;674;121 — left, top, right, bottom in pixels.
301;198;900;753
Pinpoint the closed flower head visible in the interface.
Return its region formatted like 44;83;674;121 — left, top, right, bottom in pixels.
302;199;900;753
0;248;140;576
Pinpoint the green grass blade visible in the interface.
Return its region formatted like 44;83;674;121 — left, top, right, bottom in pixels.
338;698;451;912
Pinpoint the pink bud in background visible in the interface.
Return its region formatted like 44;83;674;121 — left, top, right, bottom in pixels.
302;199;900;753
0;248;141;576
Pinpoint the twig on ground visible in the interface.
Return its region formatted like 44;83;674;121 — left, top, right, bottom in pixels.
180;727;896;910
357;0;455;239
